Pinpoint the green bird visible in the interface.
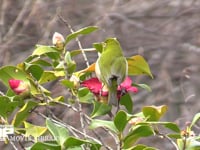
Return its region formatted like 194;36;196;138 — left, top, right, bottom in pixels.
95;38;128;106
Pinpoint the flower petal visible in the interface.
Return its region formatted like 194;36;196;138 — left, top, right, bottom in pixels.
120;77;132;89
81;78;102;94
9;79;21;89
126;86;138;93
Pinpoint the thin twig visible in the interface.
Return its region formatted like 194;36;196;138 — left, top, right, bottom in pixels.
157;132;179;150
0;90;5;96
34;111;102;145
3;0;34;41
8;139;18;150
84;114;120;149
84;115;113;150
53;101;79;112
58;14;90;67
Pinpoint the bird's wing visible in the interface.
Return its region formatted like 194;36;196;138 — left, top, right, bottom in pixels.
111;56;128;85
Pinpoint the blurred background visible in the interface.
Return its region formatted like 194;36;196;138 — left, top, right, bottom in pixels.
0;0;200;149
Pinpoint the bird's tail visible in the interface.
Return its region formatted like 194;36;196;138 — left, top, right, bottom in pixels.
108;85;118;106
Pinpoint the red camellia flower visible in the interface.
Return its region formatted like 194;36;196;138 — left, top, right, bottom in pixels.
81;77;138;101
8;79;30;95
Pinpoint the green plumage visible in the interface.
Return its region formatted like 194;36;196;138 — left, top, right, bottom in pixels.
95;38;128;106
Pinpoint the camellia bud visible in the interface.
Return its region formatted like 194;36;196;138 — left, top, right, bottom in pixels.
69;74;80;89
52;32;65;51
129;117;144;125
8;79;30;96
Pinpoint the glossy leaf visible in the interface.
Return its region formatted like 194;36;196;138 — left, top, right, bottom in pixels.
32;45;59;56
143;121;180;133
91;101;111;118
167;133;181;139
63;137;101;149
30;142;61;150
30;59;52;67
0;66;28;87
70;50;82;57
0;96;19;118
142;105;167;121
66;26;98;43
114;111;128;132
64;51;76;74
123;125;154;149
52;96;64;102
24;63;44;80
78;87;94;104
132;83;152;92
24;121;47;141
12;100;38;127
61;79;75;89
163;122;180;133
190;113;200;129
89;119;118;133
39;71;65;84
46;118;69;146
127;55;153;78
119;93;133;113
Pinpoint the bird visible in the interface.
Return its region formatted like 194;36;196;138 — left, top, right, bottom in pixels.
95;38;128;106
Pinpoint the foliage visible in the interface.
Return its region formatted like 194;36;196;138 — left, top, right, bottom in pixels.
0;25;199;150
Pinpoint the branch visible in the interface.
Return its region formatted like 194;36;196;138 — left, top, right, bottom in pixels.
58;14;90;67
34;111;102;145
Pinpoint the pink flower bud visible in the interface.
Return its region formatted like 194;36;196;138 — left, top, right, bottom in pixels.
9;79;30;95
52;32;65;51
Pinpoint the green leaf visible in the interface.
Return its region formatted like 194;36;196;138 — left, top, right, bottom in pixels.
63;137;101;149
30;142;61;150
142;105;168;121
64;51;76;74
0;66;28;87
143;121;180;133
89;119;118;133
12;100;38;127
167;133;181;139
119;93;133;113
24;63;44;80
0;96;19;118
163;122;180;133
78;87;94;104
32;45;59;56
114;111;128;132
70;50;82;57
93;42;103;53
61;79;75;89
190;113;200;129
24;121;47;141
39;71;65;84
91;101;111;118
132;83;152;92
30;59;52;67
66;26;98;43
123;125;154;149
52;96;64;102
46;118;69;146
127;55;153;78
